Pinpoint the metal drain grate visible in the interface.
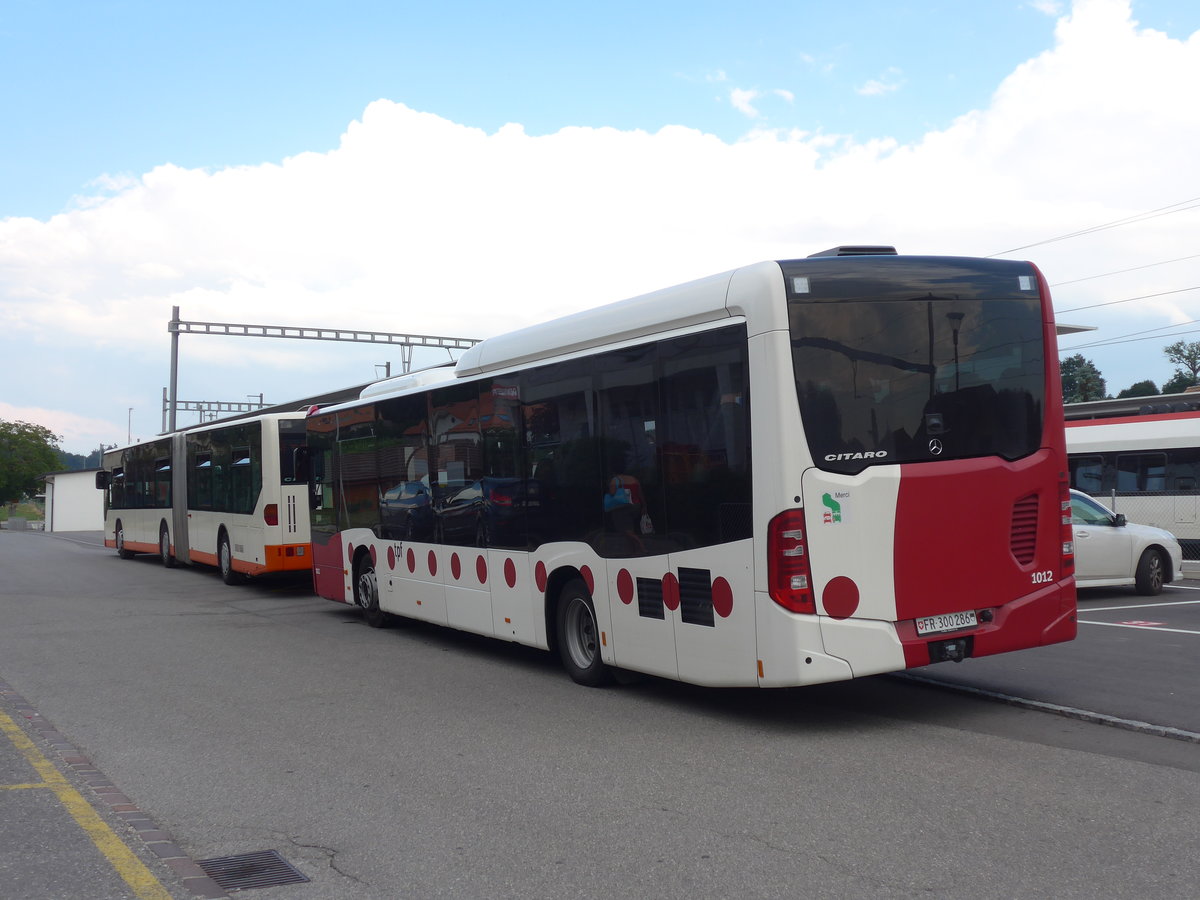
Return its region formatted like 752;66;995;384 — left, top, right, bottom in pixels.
196;849;310;892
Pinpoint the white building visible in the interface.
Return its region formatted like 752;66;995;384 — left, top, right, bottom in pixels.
41;469;105;532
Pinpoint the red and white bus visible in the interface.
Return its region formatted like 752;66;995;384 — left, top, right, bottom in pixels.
97;412;312;583
308;247;1077;686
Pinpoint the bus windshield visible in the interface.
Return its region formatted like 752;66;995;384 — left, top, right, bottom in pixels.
784;258;1045;474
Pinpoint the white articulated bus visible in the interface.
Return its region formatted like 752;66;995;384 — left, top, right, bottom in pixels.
1066;396;1200;559
309;248;1076;687
97;412;312;583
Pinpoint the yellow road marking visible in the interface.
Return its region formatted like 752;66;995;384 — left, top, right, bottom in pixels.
0;709;175;900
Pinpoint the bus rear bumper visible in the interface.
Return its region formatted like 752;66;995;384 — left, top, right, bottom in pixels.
901;578;1077;668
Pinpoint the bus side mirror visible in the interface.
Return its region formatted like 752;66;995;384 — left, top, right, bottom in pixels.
95;471;110;490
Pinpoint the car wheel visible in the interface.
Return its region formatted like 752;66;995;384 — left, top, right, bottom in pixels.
355;556;389;628
1134;548;1165;595
556;578;611;686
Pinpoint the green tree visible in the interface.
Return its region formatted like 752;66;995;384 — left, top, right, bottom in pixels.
1163;340;1200;393
0;420;63;503
1162;371;1198;395
1060;354;1107;403
1116;380;1159;399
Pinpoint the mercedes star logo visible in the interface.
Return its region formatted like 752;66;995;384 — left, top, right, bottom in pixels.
928;439;944;455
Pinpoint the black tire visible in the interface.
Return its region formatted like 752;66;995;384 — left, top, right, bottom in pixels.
556;578;611;686
218;532;242;585
1134;548;1165;595
115;521;134;560
355;556;389;628
159;523;176;568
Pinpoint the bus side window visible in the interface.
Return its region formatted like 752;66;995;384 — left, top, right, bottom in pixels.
1069;455;1103;492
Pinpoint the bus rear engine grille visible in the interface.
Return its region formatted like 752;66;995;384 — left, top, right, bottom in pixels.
1010;494;1039;565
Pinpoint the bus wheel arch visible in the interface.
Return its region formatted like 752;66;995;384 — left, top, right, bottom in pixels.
115;520;134;559
553;574;612;687
218;528;242;585
353;548;389;628
158;520;175;568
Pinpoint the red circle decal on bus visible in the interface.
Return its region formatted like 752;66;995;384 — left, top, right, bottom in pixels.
406;548;416;573
387;547;396;570
451;553;461;580
580;565;594;595
369;545;377;566
822;576;860;619
504;558;517;588
617;569;634;604
427;550;437;577
535;561;547;593
476;555;488;584
662;572;680;611
712;577;734;618
346;542;354;560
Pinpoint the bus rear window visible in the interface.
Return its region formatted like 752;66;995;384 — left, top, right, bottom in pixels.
784;258;1046;474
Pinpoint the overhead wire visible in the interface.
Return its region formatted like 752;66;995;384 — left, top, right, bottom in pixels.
1050;253;1200;287
989;196;1200;256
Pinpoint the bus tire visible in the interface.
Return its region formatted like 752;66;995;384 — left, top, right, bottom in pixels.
115;521;134;560
1134;548;1165;595
556;579;611;687
159;523;175;568
355;556;389;628
218;532;242;585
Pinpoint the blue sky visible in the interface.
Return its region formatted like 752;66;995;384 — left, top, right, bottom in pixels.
2;0;1158;219
2;0;1200;452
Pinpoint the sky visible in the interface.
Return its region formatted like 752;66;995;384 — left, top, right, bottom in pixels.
2;0;1199;454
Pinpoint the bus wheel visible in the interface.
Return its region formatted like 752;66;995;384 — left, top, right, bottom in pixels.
355;557;389;628
556;579;612;687
115;522;134;560
218;533;242;585
1135;548;1165;595
159;524;176;568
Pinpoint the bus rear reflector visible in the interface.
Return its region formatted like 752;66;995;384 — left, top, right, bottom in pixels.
264;503;279;526
1059;481;1074;576
768;510;815;614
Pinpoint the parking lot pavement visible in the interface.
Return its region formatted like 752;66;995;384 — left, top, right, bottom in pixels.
910;580;1200;738
0;680;219;900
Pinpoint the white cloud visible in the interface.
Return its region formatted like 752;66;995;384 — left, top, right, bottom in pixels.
773;88;795;104
0;402;121;454
1027;1;1065;16
2;0;1199;450
729;88;761;117
857;67;904;96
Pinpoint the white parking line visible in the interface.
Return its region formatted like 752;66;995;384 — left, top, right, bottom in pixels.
1077;620;1200;635
1080;598;1200;612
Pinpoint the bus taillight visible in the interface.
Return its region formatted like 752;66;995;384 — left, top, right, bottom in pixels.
1059;481;1074;576
768;510;815;614
264;503;279;526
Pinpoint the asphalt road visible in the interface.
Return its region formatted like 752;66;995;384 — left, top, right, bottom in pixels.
1;530;1198;900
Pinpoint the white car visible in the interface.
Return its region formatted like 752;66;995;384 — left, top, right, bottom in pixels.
1070;490;1183;595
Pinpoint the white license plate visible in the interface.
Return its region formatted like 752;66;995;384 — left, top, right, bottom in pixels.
915;610;978;636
